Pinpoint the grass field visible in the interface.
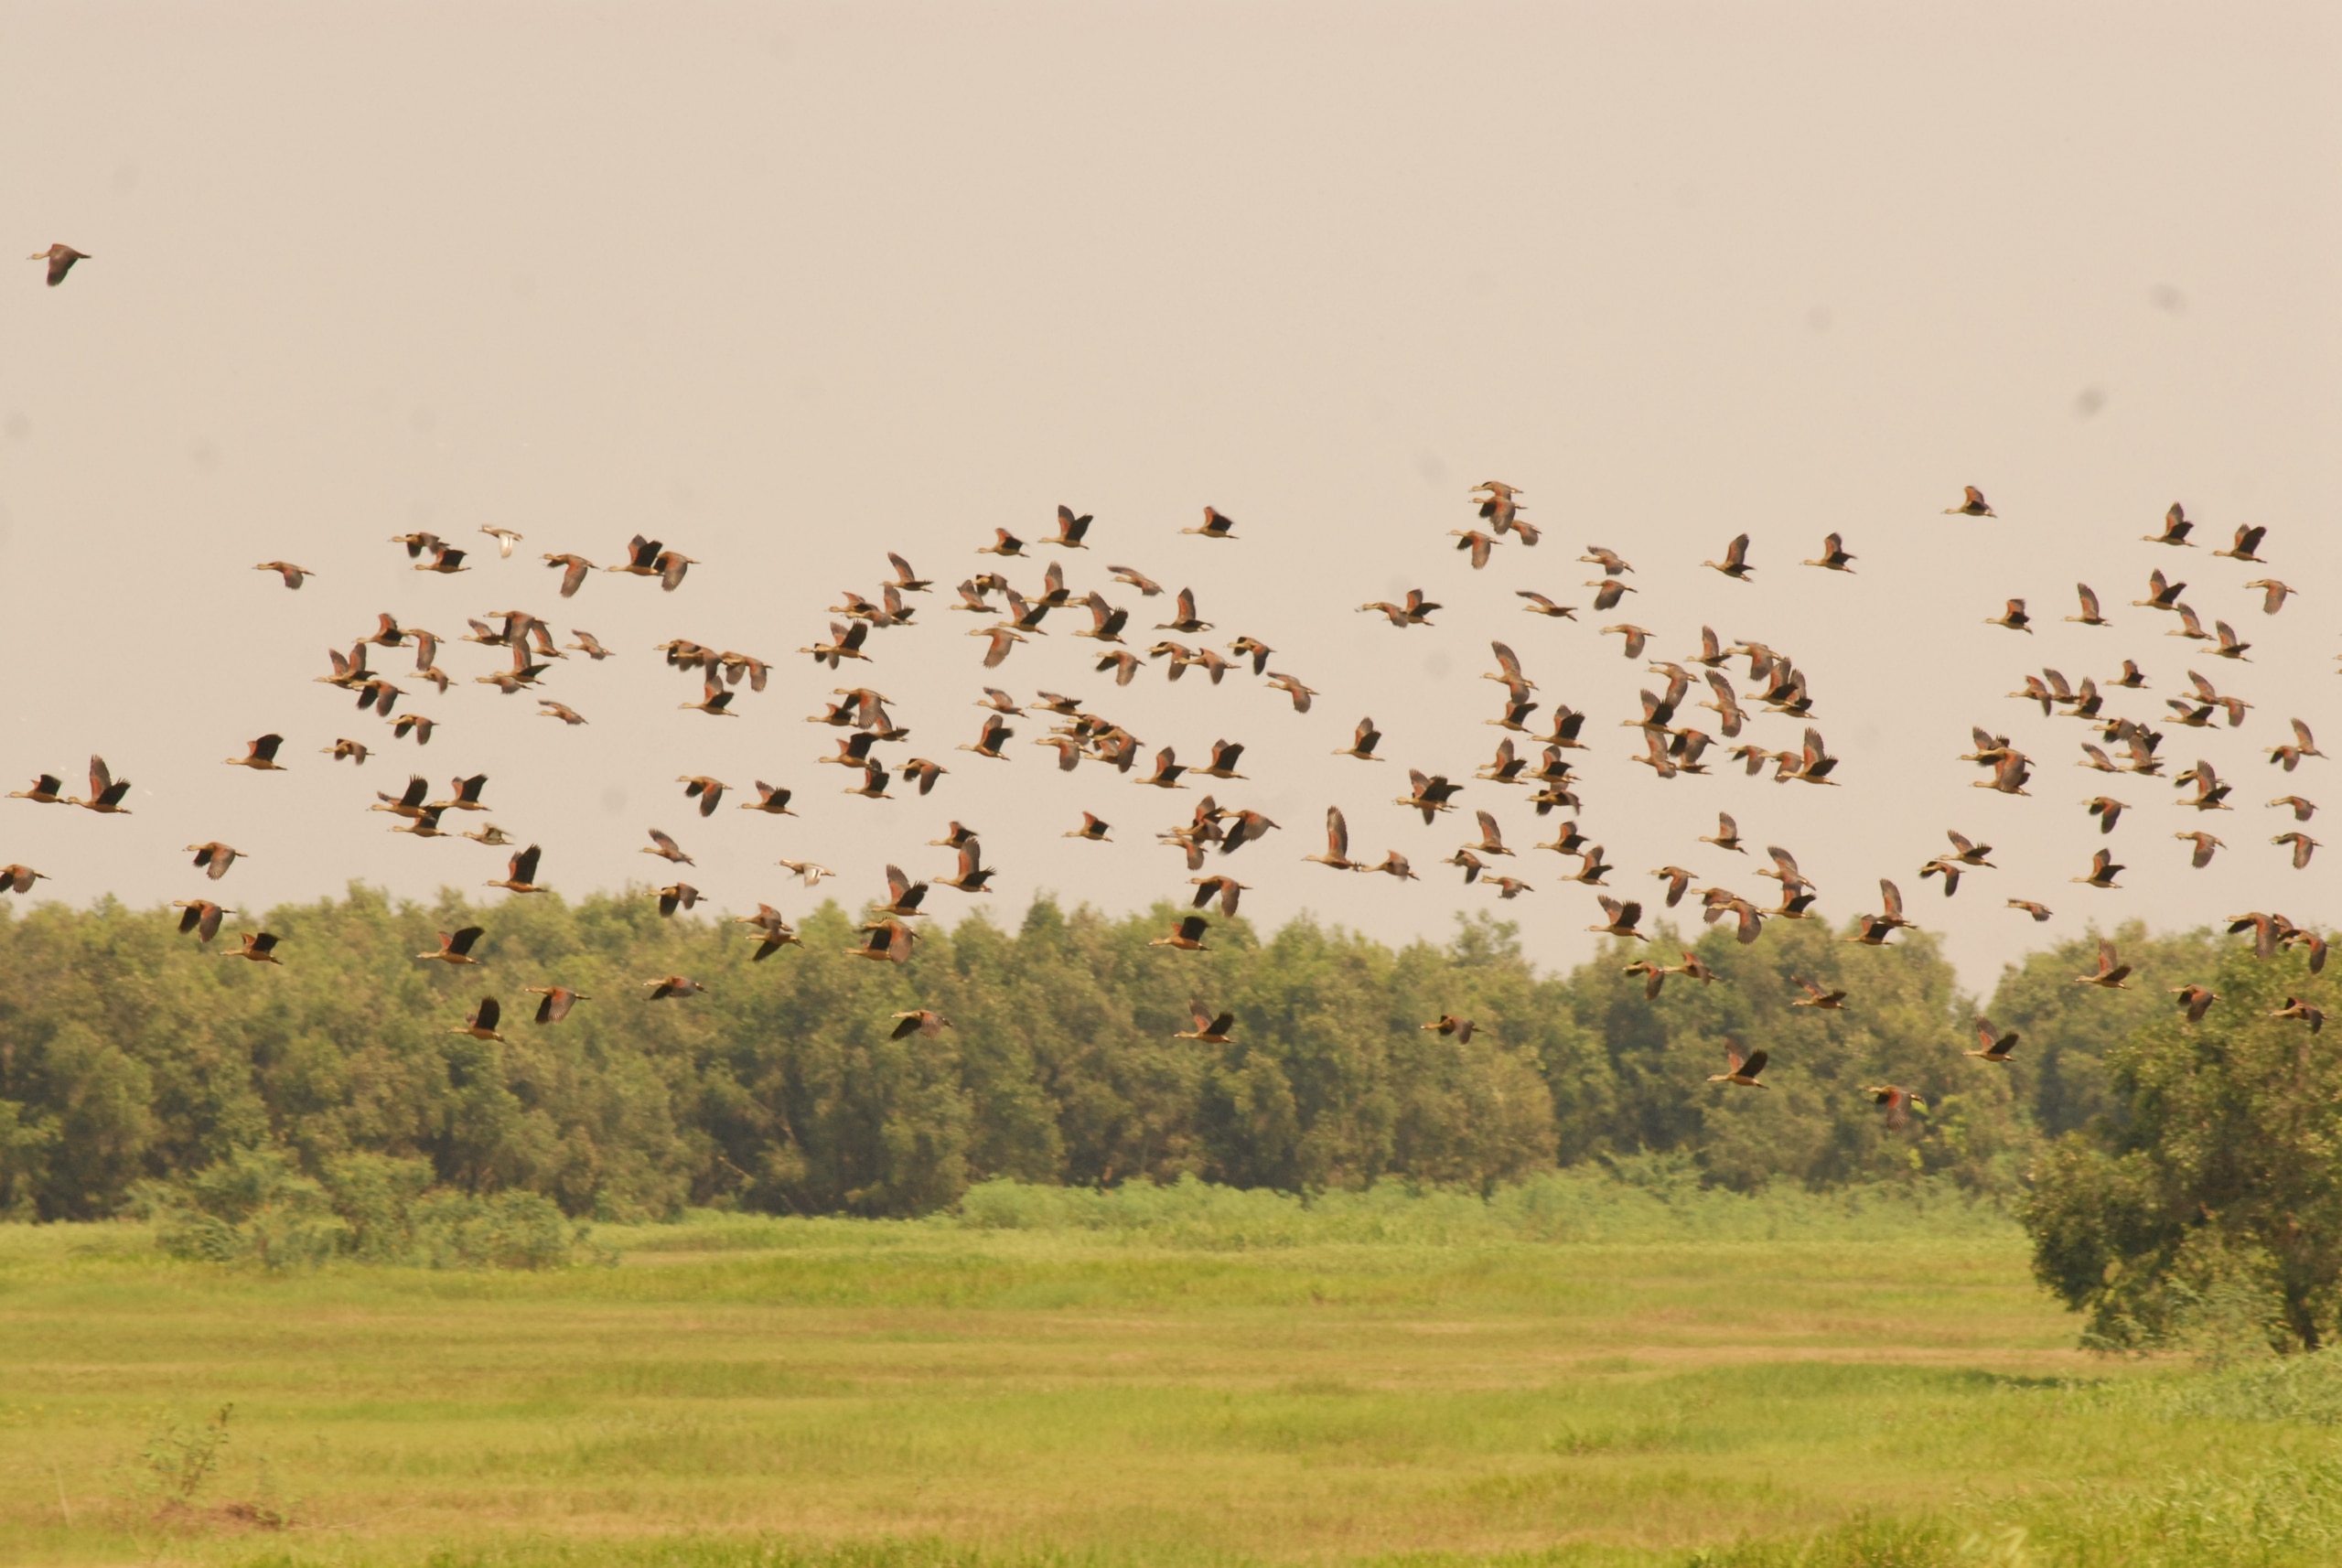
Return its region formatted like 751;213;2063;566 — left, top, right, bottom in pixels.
4;1176;2341;1568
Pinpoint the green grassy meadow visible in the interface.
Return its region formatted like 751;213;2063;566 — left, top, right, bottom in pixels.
5;1179;2341;1568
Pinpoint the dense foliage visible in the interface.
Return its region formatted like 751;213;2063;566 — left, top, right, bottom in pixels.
2024;935;2342;1353
0;888;2232;1223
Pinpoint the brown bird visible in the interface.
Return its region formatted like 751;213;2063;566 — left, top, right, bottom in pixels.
527;985;591;1023
2170;984;2219;1025
2275;832;2321;870
654;883;701;918
434;774;490;813
71;757;134;814
740;781;797;816
2270;997;2326;1034
29;243;90;286
735;907;801;961
1174;1003;1236;1044
1703;532;1754;581
487;844;546;895
1065;811;1112;843
1108;564;1165;596
2072;848;2124;889
2271;795;2319;822
186;842;244;880
970;626;1027;669
2212;524;2268;563
1304;806;1362;871
416;927;487;966
677;775;728;816
1707;1046;1769;1088
976;527;1026;557
542;553;596;597
2007;899;2053;922
1699;813;1746;855
1942;486;1994;518
254;561;317;589
1803;533;1856;572
1150;914;1211;950
8;773;66;804
1985;598;2032;633
1791;976;1847;1011
1600;623;1649;659
892;1009;953;1039
641;828;693;866
1045;506;1093;549
1184;507;1238;540
414;542;470;575
2176;831;2225;868
2143;503;2196;547
1581;544;1635;575
391;714;437;745
1967;1020;2020;1062
1264;672;1317;712
1517;591;1576;618
539;701;589;725
1440;529;1498;571
2085;796;2127;833
227;931;285;965
1865;1085;1926;1130
2064;584;2107;626
2132;570;2186;612
450;997;505;1043
1586;896;1645;941
1189;875;1248;916
1357;590;1440;628
643;975;711;999
778;860;837;886
2074;939;2132;989
1421;1015;1477;1044
566;629;611;660
2243;578;2294;616
171;898;230;941
937;843;996;894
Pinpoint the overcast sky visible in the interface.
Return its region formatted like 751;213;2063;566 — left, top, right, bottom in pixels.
4;2;2336;994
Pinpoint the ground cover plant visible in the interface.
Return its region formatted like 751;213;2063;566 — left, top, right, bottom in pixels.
5;1177;2342;1568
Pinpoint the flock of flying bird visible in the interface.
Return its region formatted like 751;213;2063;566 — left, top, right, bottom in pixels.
17;243;2332;1118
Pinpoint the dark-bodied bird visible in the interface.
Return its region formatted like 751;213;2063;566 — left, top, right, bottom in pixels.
1184;507;1238;540
1967;1021;2019;1062
2270;997;2326;1035
543;553;596;597
1803;533;1856;572
30;243;90;285
2072;848;2124;889
641;828;693;866
71;757;134;814
8;773;65;804
528;985;590;1023
186;842;244;881
1708;1046;1769;1088
2074;939;2132;989
644;974;711;999
1942;486;1994;518
1151;914;1211;950
1985;598;2032;633
2275;832;2321;870
1173;1003;1236;1044
2170;984;2218;1025
228;931;285;965
487;844;546;895
1865;1085;1926;1130
1791;976;1847;1011
2175;831;2225;869
2143;503;2196;547
255;561;317;589
172;898;230;941
1586;897;1645;940
892;1009;953;1039
2008;899;2053;922
1703;532;1754;581
1421;1015;1477;1044
450;998;504;1043
416;927;486;966
734;907;800;961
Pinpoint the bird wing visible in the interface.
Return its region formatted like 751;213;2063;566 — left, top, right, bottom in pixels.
1739;1049;1769;1079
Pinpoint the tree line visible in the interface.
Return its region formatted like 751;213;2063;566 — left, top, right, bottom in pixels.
0;885;2242;1225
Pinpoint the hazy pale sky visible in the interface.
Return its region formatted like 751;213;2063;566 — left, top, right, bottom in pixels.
4;2;2336;993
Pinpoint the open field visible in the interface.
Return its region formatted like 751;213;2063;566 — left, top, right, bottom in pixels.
4;1179;2341;1568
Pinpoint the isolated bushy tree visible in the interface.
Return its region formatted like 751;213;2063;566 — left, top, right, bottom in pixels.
2024;936;2342;1352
